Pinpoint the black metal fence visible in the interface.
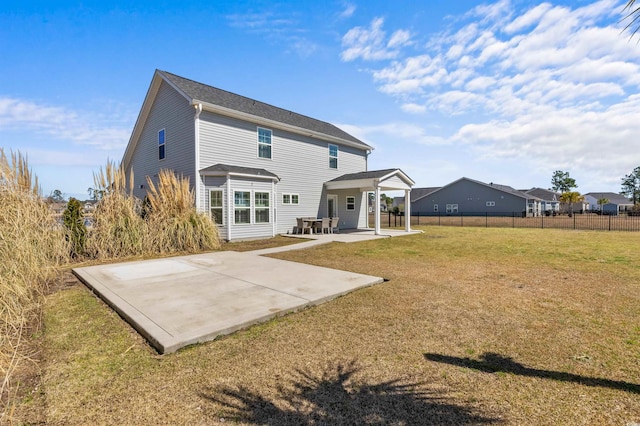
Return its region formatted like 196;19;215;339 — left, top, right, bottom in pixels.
370;211;640;232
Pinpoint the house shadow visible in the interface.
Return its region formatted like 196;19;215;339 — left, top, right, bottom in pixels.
424;352;640;394
200;360;499;425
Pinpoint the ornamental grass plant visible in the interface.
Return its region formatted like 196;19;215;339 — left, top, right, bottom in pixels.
85;161;145;259
144;169;221;254
0;149;68;421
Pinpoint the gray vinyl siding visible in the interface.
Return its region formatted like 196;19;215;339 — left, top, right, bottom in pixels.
335;190;367;230
413;180;527;215
197;111;368;234
127;80;195;200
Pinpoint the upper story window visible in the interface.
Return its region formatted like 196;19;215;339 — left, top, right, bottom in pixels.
329;144;338;169
258;127;272;159
158;129;166;160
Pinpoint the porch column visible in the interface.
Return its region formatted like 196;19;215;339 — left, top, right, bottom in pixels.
405;188;411;232
375;184;381;235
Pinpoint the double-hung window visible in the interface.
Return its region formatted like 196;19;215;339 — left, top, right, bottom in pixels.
329;144;338;169
234;191;251;224
258;127;272;159
255;192;270;223
346;196;355;211
158;129;166;160
209;190;223;225
446;204;458;214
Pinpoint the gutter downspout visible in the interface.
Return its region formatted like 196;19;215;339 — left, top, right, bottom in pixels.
194;103;203;211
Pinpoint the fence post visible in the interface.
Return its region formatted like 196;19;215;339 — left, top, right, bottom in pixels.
573;213;576;229
461;212;463;227
438;212;441;226
388;211;391;227
486;212;488;228
609;214;611;231
541;213;544;229
512;212;515;228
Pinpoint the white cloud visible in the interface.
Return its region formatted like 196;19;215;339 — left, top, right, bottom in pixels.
341;17;411;61
401;103;427;114
0;97;131;150
339;3;356;19
336;122;449;147
341;0;639;191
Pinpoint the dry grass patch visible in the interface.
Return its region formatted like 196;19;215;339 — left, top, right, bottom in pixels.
39;227;640;425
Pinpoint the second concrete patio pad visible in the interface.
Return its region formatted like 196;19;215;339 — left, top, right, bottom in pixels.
73;251;383;354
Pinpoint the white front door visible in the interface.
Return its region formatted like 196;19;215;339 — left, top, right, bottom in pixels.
327;195;338;217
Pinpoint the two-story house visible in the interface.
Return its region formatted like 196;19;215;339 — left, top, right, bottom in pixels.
122;70;414;240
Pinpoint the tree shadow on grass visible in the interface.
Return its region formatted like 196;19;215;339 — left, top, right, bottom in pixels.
200;360;499;425
425;352;640;394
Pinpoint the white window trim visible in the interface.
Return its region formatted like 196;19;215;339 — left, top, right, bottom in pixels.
282;193;300;205
233;190;251;225
433;204;439;212
209;189;224;225
346;195;355;211
328;143;338;169
257;127;273;160
446;204;458;214
486;201;495;207
255;191;270;224
158;128;166;161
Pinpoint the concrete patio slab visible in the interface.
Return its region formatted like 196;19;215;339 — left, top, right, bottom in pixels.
73;251;383;354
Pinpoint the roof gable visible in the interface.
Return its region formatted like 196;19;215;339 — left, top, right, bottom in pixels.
122;70;372;171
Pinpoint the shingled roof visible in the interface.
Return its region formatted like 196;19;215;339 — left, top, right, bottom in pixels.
159;70;370;149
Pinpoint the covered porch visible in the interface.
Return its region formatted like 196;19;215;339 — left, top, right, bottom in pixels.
324;168;415;235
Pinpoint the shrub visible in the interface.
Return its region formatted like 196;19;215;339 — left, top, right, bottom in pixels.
63;197;87;258
0;149;68;417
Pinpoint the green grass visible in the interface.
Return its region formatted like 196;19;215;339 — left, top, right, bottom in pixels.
28;228;640;424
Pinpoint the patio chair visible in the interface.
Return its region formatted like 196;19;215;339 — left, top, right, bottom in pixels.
297;217;312;235
330;217;339;234
321;217;330;234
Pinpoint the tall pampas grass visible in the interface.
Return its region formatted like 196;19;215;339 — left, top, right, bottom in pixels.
86;161;145;259
145;169;220;253
0;149;68;419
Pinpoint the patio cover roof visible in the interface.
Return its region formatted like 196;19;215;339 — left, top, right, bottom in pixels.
325;168;414;191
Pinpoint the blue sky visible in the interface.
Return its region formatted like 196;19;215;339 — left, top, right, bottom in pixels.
1;0;638;199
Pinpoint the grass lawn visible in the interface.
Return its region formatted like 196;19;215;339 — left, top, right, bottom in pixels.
24;227;640;424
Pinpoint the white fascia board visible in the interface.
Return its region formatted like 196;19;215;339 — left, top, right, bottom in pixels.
379;170;416;187
194;100;373;152
325;179;375;191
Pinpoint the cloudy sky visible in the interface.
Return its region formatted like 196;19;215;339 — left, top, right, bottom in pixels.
1;0;638;198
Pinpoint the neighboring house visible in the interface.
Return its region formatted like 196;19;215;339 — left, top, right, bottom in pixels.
121;70;414;240
391;187;440;212
584;192;634;215
524;188;561;214
411;177;543;217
